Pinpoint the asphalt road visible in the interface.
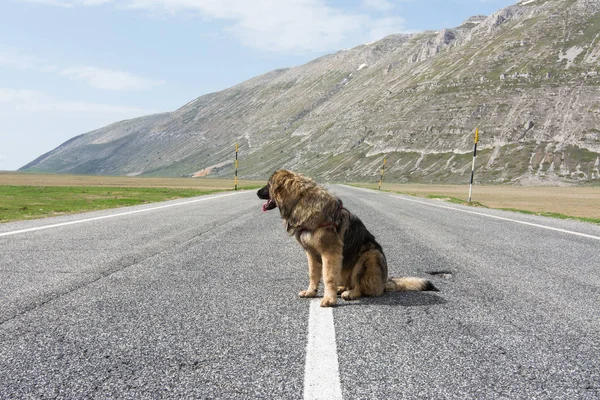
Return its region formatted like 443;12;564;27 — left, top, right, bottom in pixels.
1;186;599;399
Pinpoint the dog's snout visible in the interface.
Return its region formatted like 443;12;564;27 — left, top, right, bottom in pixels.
257;185;269;200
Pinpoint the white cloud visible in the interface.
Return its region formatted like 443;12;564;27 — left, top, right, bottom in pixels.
125;0;407;52
1;46;164;91
0;88;155;115
17;0;408;53
59;66;166;91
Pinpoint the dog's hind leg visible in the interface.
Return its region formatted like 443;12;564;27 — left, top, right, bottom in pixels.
357;250;386;298
341;251;386;300
299;251;321;298
341;257;365;301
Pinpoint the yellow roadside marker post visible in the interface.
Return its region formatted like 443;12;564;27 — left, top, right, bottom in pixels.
378;157;386;190
468;128;479;203
234;143;239;191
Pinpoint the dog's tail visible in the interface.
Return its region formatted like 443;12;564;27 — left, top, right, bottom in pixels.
385;277;438;292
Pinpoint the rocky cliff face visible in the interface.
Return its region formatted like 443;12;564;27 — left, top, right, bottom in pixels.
21;0;600;185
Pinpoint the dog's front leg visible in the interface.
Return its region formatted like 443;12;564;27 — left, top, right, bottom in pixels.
299;251;321;298
320;252;342;307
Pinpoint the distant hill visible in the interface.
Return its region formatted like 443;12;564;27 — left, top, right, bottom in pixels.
21;0;600;185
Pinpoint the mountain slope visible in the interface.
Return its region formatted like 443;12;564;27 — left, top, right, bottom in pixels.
21;0;600;184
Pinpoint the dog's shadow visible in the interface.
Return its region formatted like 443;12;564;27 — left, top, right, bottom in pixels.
337;291;447;307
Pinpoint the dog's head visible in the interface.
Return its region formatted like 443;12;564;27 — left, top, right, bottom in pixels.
256;169;298;212
258;170;343;234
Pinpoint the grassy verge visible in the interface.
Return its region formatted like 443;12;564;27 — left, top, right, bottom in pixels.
349;181;600;224
0;186;225;223
0;171;265;189
389;190;600;225
0;172;265;223
496;208;600;225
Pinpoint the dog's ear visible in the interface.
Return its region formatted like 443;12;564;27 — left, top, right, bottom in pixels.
269;170;291;201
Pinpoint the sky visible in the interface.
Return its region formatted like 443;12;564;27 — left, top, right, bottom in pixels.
0;0;516;171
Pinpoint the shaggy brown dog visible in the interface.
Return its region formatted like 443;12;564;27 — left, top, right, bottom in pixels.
257;169;437;307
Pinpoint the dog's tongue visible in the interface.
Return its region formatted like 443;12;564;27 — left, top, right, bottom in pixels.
262;199;275;212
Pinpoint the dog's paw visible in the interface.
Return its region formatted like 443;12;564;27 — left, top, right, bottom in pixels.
299;290;317;298
336;286;347;295
341;290;361;301
320;297;337;307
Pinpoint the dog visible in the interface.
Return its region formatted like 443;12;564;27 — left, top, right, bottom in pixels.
257;169;437;307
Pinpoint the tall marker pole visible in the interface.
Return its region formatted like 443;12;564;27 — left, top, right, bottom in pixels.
378;157;386;190
234;143;239;191
468;128;479;203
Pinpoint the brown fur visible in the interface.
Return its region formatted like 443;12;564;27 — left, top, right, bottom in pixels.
257;170;437;307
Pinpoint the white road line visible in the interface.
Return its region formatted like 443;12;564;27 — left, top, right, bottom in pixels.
390;195;600;241
304;299;343;400
0;191;246;238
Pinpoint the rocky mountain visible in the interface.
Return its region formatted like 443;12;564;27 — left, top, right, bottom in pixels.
21;0;600;185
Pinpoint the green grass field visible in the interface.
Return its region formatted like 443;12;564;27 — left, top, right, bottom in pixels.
0;172;264;223
0;186;223;223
